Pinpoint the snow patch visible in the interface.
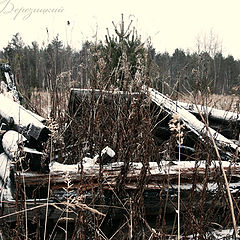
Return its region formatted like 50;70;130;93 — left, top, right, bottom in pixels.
49;161;79;173
101;146;115;158
0;153;13;200
144;86;240;153
2;130;26;159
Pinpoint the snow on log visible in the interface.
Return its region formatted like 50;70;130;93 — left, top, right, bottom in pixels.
26;110;46;124
20;159;240;192
176;102;240;139
0;153;13;200
144;86;240;155
177;101;240;122
187;227;240;240
22;147;44;155
48;160;235;180
96;146;116;164
101;146;115;158
2;130;44;160
0;94;50;141
0;63;20;103
49;146;116;173
2;130;26;159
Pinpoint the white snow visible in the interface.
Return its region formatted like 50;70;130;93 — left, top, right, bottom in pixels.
50;155;101;173
49;161;79;173
25;109;46;123
185;227;240;239
2;130;26;159
49;157;236;179
82;156;98;167
0;93;47;139
178;101;240;121
101;146;115;158
144;86;240;153
50;147;116;173
2;130;44;159
0;153;13;200
23;147;44;155
0;153;10;183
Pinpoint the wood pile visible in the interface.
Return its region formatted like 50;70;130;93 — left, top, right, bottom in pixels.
0;63;50;203
1;66;240;234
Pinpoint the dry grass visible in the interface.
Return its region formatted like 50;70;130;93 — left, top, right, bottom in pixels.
30;89;52;118
179;93;240;112
25;76;240;239
30;89;70;118
16;88;239;239
31;89;240;117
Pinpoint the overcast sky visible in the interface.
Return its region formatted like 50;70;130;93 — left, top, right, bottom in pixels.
1;0;240;59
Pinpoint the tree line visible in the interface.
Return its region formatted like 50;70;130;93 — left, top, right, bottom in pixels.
0;19;240;98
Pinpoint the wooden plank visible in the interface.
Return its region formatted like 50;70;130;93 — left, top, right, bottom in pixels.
177;101;240;123
15;160;240;190
144;87;240;155
0;93;50;141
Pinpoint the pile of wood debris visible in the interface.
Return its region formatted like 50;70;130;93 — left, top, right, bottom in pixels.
0;63;50;202
1;64;240;238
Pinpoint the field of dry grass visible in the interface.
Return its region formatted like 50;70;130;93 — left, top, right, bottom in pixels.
179;93;240;112
30;89;240;117
30;89;70;118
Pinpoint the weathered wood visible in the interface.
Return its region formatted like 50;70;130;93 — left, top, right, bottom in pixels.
145;87;240;156
15;160;240;191
3;159;238;225
0;94;50;141
68;88;141;116
178;101;240;123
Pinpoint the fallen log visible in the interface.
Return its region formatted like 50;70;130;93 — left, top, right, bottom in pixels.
0;94;50;142
68;88;141;117
0;153;14;201
177;101;240;123
177;101;240;139
144;87;240;157
14;160;240;191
